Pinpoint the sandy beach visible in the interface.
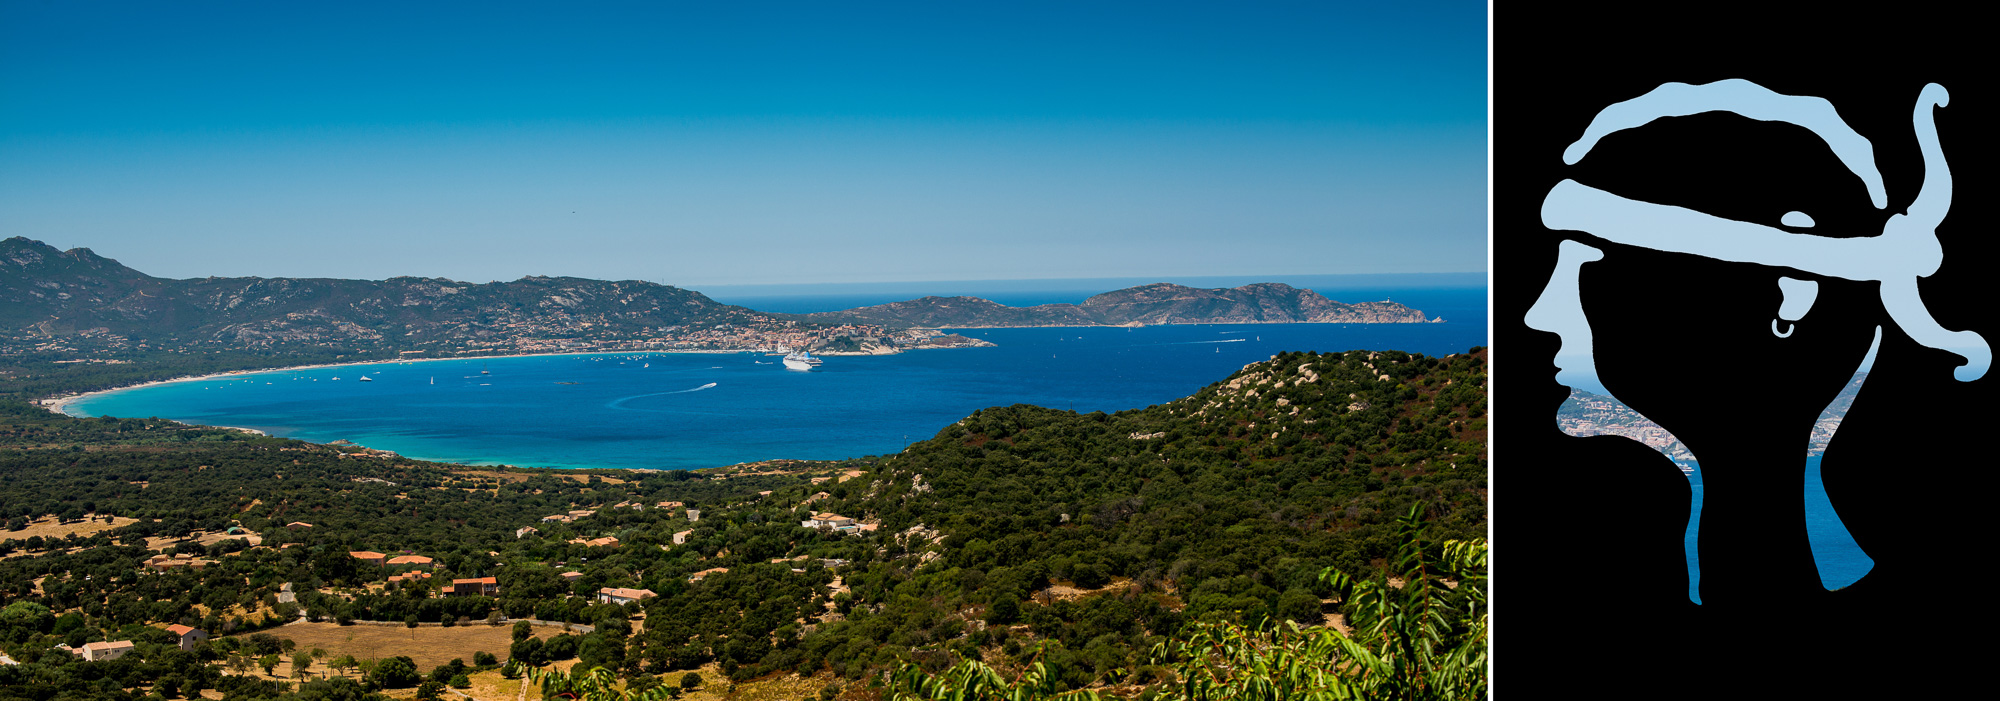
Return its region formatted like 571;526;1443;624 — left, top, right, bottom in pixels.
43;348;760;419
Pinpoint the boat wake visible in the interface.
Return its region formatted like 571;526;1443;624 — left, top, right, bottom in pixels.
607;383;719;410
1170;339;1248;345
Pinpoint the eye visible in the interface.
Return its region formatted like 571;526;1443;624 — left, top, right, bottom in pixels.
1782;211;1814;228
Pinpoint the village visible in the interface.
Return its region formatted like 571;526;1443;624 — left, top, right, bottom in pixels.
4;467;891;695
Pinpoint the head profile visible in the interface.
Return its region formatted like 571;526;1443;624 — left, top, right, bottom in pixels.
1526;79;1986;604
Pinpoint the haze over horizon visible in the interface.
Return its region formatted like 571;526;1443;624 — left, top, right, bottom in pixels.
1;2;1486;286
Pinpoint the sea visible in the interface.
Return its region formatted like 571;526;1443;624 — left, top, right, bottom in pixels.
1682;454;1874;603
66;282;1487;472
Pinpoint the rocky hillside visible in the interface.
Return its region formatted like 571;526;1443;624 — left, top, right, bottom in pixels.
804;282;1435;328
0;236;774;348
829;345;1488;591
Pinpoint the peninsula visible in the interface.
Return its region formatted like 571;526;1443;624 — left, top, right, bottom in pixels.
4;238;1434;368
801;282;1436;328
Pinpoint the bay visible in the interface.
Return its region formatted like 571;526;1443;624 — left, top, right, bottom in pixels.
66;288;1487;470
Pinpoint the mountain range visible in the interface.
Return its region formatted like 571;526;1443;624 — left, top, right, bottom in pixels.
3;237;1434;352
0;237;771;348
799;282;1434;328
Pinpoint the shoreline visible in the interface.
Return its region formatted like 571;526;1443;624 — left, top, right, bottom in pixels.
43;348;766;419
919;318;1443;331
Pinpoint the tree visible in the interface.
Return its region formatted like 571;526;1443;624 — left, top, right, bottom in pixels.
513;619;533;641
0;601;53;633
984;595;1020;625
1306;504;1487;700
521;665;677;701
1151;503;1488;701
885;505;1489;701
259;654;281;677
883;642;1101;701
372;656;421;688
293;651;314;678
331;655;357;677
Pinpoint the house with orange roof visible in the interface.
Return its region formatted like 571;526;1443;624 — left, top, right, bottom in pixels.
349;551;387;566
386;555;434;569
443;577;498;597
688;567;729;583
388;571;433;585
598;587;657;605
165;624;207;651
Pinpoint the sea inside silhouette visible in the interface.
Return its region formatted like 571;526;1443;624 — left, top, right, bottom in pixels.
1683;455;1870;603
67;282;1486;471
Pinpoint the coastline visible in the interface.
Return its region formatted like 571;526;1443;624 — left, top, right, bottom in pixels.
922;318;1442;331
43;348;763;419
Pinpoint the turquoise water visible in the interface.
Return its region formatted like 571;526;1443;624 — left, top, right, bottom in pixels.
69;289;1487;470
1683;454;1874;603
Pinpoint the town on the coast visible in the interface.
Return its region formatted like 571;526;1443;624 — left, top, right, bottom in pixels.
1556;376;1862;461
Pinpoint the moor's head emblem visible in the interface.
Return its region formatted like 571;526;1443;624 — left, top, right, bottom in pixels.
1528;79;1986;603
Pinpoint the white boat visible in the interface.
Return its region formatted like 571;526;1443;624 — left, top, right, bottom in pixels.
358;376;373;382
783;351;820;371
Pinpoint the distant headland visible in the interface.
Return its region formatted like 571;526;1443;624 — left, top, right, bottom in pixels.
3;236;1435;360
801;282;1437;328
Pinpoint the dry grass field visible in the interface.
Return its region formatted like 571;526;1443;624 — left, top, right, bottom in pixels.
222;626;867;701
9;514;137;541
230;621;578;677
227;654;862;701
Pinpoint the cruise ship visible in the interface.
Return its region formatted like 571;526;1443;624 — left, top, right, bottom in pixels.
783;351;823;371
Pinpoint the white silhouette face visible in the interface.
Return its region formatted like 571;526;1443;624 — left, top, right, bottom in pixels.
1524;240;1604;396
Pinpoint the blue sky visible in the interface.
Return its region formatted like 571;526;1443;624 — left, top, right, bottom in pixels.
1;1;1486;287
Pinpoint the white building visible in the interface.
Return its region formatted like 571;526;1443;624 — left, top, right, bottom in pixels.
80;640;135;661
